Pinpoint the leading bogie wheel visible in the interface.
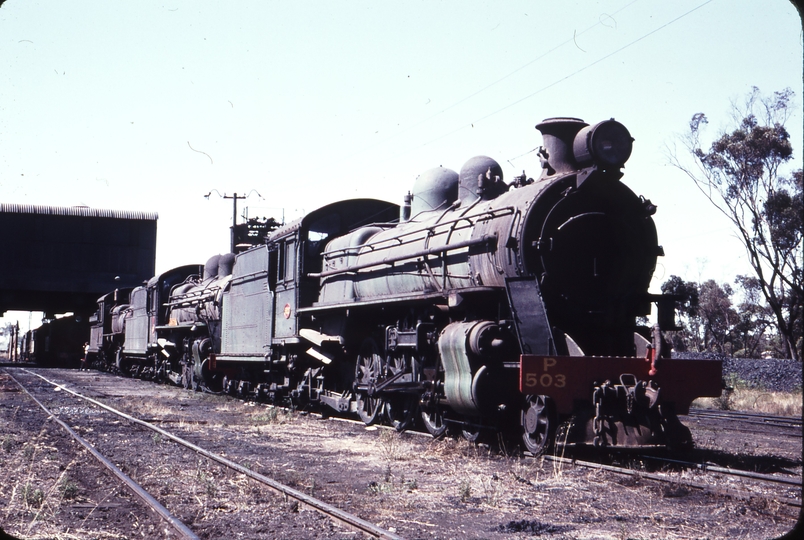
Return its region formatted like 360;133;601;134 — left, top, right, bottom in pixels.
521;394;556;456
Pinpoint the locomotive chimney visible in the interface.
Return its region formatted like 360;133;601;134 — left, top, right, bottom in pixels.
535;117;588;177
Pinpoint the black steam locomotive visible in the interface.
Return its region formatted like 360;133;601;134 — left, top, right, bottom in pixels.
19;314;89;367
87;118;722;454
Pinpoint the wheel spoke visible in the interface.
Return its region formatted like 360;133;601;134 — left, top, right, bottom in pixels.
421;408;447;438
355;338;384;425
383;352;418;431
521;395;555;456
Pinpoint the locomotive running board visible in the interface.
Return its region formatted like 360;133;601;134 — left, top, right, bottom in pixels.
505;277;556;356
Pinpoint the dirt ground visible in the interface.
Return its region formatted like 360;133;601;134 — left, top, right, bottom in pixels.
1;368;801;540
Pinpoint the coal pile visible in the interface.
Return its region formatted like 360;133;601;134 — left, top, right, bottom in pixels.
673;352;802;393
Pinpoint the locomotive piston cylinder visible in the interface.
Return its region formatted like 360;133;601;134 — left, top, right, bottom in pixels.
438;321;511;416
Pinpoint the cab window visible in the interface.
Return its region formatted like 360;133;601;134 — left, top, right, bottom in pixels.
284;240;296;282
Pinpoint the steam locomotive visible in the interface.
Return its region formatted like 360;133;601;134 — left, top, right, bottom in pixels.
87;118;722;454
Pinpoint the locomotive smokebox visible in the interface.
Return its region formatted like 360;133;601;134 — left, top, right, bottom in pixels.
535;117;588;176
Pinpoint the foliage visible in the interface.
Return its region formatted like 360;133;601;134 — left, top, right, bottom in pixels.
661;275;700;352
669;87;803;360
732;275;776;357
698;279;737;353
661;275;775;356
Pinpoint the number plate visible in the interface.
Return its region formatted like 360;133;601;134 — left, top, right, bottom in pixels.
519;355;722;415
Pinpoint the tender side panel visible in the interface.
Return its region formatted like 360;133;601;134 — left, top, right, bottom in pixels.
123;288;149;356
222;247;271;357
520;355;723;415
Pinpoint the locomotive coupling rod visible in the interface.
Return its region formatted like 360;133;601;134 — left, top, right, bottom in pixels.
355;370;422;397
309;234;498;279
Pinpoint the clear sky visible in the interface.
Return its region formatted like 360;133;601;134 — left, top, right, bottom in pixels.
0;0;801;329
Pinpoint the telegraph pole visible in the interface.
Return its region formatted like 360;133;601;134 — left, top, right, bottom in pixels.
204;190;262;252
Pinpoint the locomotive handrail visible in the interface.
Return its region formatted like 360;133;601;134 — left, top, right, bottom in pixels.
230;269;269;285
166;288;221;308
321;206;515;259
308;234;498;279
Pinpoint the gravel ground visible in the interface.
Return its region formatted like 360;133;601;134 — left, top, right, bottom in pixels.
1;368;801;540
673;353;803;393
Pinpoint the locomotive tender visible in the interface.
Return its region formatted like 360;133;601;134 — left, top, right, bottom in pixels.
88;118;722;454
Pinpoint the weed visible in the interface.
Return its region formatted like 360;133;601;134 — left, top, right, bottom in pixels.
459;480;472;502
59;478;79;500
714;386;735;410
253;408;278;424
2;435;13;453
383;463;393;482
480;476;501;507
403;478;418;491
377;429;401;461
152;433;162;444
21;483;44;508
367;481;393;495
253;406;294;425
21;444;35;460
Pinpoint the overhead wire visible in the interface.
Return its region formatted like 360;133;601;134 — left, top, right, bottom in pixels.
379;0;717;163
348;0;643;159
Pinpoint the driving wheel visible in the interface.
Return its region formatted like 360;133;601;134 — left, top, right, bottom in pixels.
354;338;384;425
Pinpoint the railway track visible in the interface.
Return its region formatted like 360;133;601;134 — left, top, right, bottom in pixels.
323;394;803;508
532;410;803;508
531;442;802;509
2;367;800;539
5;368;403;540
542;454;802;507
7;370;200;540
687;408;802;431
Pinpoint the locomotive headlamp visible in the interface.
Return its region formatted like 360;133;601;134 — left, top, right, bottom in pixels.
572;119;633;168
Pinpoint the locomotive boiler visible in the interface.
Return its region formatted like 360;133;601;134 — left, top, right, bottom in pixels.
94;117;723;455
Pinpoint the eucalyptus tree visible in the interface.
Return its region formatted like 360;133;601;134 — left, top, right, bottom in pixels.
669;87;803;360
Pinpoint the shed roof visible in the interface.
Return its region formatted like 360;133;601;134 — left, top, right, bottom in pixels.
0;203;158;221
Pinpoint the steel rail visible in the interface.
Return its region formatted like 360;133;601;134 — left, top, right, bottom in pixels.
20;368;404;540
636;455;802;486
5;370;200;540
541;455;801;508
687;408;802;429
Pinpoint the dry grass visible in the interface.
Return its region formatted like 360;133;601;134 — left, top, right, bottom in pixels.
692;387;802;416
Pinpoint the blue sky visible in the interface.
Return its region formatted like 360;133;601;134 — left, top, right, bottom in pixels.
0;0;801;328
